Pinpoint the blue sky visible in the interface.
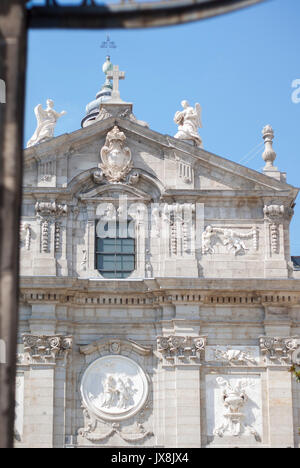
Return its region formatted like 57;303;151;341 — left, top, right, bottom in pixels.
25;0;300;253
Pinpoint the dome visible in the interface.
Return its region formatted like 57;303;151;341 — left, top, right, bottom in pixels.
81;56;113;128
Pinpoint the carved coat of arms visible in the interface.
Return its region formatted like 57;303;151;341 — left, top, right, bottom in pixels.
100;126;133;183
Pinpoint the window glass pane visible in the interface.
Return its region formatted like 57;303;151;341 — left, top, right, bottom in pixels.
121;239;135;253
96;255;103;270
101;272;117;279
96;221;135;278
121;256;135;270
100;239;116;253
102;255;117;270
96;255;115;270
115;238;122;251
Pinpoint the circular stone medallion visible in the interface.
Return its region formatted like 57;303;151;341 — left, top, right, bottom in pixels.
80;355;149;421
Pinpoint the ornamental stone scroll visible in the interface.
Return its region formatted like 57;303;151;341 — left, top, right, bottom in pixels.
21;334;73;365
157;335;207;364
259;336;300;365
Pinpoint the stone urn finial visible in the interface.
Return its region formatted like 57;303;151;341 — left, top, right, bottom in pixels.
262;124;277;170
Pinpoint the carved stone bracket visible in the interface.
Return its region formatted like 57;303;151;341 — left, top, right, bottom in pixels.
21;334;73;365
157;335;207;364
80;338;152;357
259;336;300;365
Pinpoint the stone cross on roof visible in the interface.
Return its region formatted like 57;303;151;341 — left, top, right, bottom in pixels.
107;65;125;101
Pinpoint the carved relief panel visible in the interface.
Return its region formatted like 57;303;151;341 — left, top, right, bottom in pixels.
205;374;262;446
78;339;153;445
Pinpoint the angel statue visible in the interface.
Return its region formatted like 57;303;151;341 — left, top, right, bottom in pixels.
27;99;66;148
174;100;203;148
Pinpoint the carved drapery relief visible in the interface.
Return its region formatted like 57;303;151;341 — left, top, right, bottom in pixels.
54;221;61;253
263;204;293;255
162;203;195;257
79;408;153;443
157;335;206;364
35;201;68;253
41;219;49;253
202;225;258;256
270;223;279;254
21;334;73;364
20;223;31;251
259;336;300;365
213;377;260;441
99;126;133;183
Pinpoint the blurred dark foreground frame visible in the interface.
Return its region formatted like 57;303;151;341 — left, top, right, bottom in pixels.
0;0;266;449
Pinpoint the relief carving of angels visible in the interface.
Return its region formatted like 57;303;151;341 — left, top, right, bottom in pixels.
202;225;257;256
100;375;137;410
27;99;66;148
174;100;203;148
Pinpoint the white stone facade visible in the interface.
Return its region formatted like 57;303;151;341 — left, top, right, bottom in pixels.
17;100;300;448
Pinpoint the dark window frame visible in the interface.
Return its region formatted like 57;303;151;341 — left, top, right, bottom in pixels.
95;220;136;279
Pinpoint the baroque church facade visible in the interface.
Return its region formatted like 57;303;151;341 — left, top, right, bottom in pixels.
16;57;300;448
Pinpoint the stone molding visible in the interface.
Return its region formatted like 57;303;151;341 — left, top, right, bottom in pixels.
19;289;300;308
20;334;73;365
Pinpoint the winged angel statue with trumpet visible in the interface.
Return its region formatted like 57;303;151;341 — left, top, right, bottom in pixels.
27;99;66;148
174;100;203;148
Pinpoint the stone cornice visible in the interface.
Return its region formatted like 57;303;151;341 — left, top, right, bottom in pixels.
19;277;300;308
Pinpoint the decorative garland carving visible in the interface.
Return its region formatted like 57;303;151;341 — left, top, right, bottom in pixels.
78;406;153;443
202;225;258;256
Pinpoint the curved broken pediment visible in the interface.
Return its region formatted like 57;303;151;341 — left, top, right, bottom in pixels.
80;338;152;357
70;167;163;202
